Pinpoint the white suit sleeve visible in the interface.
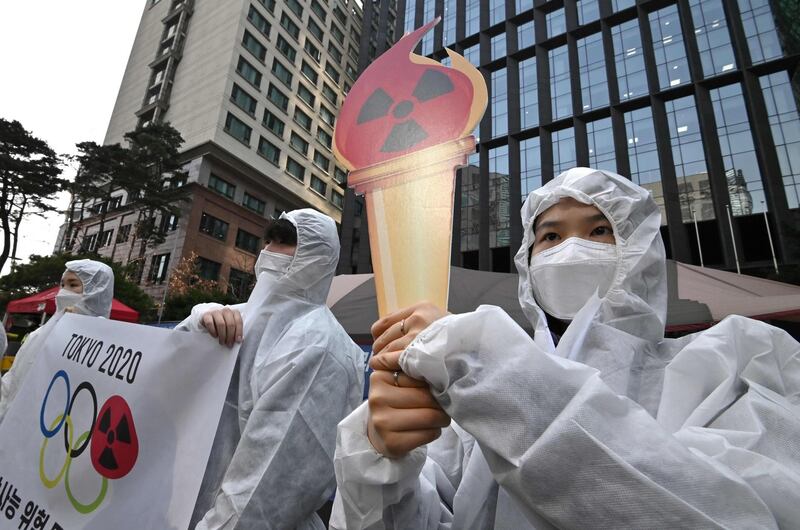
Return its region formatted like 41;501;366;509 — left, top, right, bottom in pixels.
0;328;44;424
331;402;469;529
174;303;246;333
196;340;358;529
399;306;787;529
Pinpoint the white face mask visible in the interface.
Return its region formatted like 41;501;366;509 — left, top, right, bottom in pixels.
55;289;84;314
529;237;618;321
254;250;293;277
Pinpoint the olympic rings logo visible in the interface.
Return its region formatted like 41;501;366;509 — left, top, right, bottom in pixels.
38;370;139;514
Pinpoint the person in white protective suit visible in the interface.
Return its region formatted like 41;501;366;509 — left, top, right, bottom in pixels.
331;167;800;529
0;259;114;423
177;209;365;530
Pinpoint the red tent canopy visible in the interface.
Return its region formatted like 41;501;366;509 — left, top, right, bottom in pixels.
6;286;140;323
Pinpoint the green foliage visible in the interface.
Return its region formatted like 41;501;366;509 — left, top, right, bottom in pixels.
161;288;239;322
0;118;65;272
0;253;154;319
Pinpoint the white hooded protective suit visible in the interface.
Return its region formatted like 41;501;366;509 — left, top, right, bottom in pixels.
177;209;365;530
0;259;114;423
331;168;800;529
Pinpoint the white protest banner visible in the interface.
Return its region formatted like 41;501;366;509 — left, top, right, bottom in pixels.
0;313;237;530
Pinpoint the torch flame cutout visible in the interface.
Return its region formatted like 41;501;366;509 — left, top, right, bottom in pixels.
334;18;487;171
333;18;488;317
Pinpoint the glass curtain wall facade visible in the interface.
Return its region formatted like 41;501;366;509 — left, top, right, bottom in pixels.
342;0;800;274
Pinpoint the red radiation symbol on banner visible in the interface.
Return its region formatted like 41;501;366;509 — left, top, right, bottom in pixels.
90;395;139;480
38;370;139;514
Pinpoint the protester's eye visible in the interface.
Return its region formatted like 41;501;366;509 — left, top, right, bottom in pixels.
591;226;612;237
542;232;559;242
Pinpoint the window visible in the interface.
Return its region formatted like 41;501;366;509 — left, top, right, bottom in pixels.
301;60;319;84
404;0;416;35
276;35;297;63
305;39;321;63
257;136;281;165
612;0;635;11
247;5;271;37
149;253;170;283
209;173;235;199
231;83;257;115
690;0;736;77
272;58;293;87
552;127;576;176
258;0;275;13
225;112;252;144
196;257;221;281
199;212;229;241
463;44;480;67
331;24;345;46
267;83;289;111
587;117;616;172
489;0;504;26
516;0;533;14
345;63;357;80
325;62;340;84
237;56;262;88
328;43;343;63
116;224;132;243
666;95;715;222
443;0;457;46
490;34;506;61
293;107;312;130
310;0;326;22
316;128;332;149
348;45;359;63
285;0;302;18
491;68;508;137
308;18;324;42
322;83;337;105
319;105;335;127
519;57;538;129
625;107;665;222
547;8;566;38
649;5;690;90
236;228;261;253
577;33;608;111
228;268;255;300
242;31;267;62
313;150;330;172
612;20;647;101
760;72;800;209
83;233;98;252
311;175;327;196
331;190;343;209
421;0;435;54
465;0;480;36
98;229;114;248
711;83;765;215
488;145;510;248
550;46;572;120
286;157;305;181
243;192;266;214
290;132;309;154
280;13;300;40
334;166;347;184
333;5;347;25
738;0;784;64
577;0;600;25
520;137;541;199
263;109;285;137
298;83;316;108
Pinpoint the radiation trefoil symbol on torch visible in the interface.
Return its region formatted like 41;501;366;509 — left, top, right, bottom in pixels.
333;17;487;317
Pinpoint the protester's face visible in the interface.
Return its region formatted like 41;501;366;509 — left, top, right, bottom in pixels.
531;197;615;257
60;271;84;294
264;241;297;256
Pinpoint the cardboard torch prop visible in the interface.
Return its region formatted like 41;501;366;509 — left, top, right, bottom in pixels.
333;18;488;317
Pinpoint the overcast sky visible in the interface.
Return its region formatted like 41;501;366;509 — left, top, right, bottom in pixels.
0;1;145;276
